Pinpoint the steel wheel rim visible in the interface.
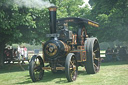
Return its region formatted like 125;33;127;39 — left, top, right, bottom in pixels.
93;40;100;72
33;57;43;80
69;56;77;81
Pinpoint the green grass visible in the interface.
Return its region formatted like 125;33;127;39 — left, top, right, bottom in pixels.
0;61;128;85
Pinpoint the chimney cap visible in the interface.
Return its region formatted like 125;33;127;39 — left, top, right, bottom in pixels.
48;6;57;11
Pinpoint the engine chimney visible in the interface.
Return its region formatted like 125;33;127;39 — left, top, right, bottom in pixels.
48;6;57;34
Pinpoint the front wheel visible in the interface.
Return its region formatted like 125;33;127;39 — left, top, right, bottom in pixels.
65;53;78;82
29;55;44;82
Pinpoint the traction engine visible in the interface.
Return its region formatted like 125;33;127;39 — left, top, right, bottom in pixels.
29;6;100;82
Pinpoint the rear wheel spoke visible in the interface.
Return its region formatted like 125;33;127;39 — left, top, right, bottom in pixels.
93;63;97;67
94;48;99;53
94;58;99;61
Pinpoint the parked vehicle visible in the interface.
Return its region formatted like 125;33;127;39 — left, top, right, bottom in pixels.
29;6;100;82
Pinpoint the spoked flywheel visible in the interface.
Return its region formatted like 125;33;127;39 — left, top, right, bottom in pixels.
84;38;100;74
29;55;44;82
65;53;78;82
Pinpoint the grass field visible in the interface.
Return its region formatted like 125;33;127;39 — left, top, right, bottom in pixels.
0;61;128;85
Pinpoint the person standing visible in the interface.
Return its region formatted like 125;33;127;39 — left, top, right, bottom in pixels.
24;46;28;60
21;46;25;64
105;47;113;62
17;45;21;60
119;47;127;61
116;45;121;61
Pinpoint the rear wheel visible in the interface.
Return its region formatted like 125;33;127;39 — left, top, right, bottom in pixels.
29;55;44;82
84;38;100;74
65;53;78;82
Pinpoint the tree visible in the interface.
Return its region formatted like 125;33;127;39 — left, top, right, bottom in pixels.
0;0;49;67
56;0;84;18
89;0;128;42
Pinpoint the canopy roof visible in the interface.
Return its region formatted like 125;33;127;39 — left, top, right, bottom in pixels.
57;17;99;27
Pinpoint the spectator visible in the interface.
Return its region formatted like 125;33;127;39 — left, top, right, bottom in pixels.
17;45;21;60
125;46;128;61
23;46;28;59
111;47;116;61
115;45;121;61
21;46;25;64
114;47;119;61
105;47;113;62
119;47;127;61
13;48;18;58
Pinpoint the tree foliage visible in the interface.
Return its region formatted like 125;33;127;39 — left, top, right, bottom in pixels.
89;0;128;42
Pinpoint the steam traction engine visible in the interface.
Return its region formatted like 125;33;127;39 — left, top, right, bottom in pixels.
29;6;100;82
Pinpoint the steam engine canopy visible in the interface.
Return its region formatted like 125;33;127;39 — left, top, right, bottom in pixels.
43;40;71;59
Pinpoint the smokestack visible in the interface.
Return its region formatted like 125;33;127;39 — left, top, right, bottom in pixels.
48;6;57;34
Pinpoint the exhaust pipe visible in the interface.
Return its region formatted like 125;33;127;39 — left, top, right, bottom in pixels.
48;6;57;34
